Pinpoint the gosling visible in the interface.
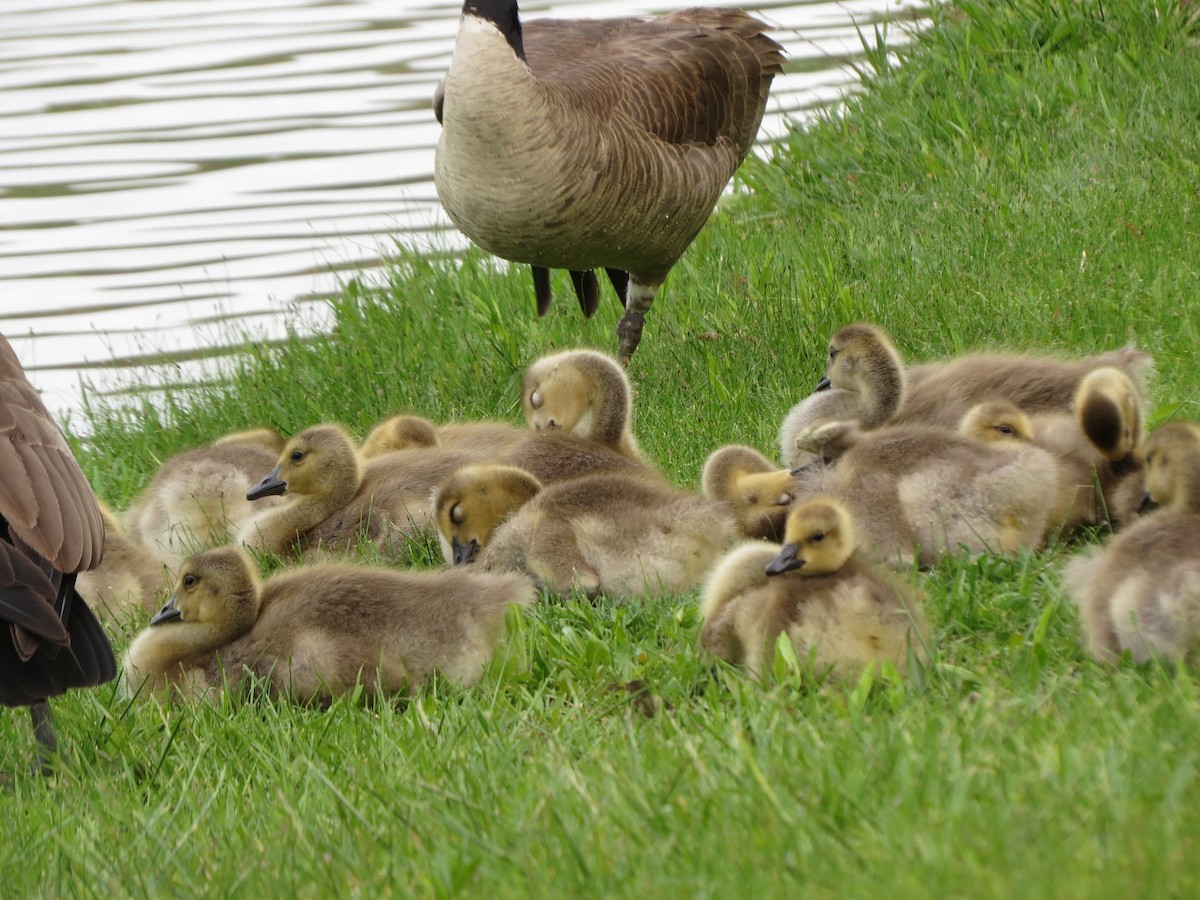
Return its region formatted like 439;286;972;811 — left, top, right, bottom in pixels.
123;546;534;701
700;497;929;679
359;414;524;461
779;323;905;468
435;464;735;599
522;348;642;460
1063;422;1200;664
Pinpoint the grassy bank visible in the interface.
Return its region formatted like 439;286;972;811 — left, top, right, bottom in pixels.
5;0;1200;894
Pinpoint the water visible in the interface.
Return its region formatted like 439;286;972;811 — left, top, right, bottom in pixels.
0;0;926;427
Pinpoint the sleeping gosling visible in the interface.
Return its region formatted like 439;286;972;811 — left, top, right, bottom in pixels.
522;348;642;461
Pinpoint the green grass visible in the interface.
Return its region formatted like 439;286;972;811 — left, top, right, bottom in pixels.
6;0;1200;894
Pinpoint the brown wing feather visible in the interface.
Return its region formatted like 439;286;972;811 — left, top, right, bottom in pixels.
525;11;783;154
0;334;114;706
0;336;104;573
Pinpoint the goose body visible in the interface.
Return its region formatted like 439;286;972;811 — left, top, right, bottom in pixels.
796;411;1059;566
241;425;470;557
0;334;116;768
779;324;905;468
963;369;1146;535
700;497;929;679
1064;423;1200;663
434;2;784;361
124;438;282;565
435;464;735;598
895;345;1153;428
359;414;524;461
123;546;534;701
77;503;169;621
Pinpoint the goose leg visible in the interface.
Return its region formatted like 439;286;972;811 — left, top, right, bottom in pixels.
568;270;600;319
532;266;553;317
30;701;58;775
605;269;629;307
616;278;661;364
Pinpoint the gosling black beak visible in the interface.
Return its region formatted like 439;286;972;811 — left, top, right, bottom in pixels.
815;376;832;392
150;595;182;626
1137;491;1159;514
765;543;805;576
452;536;480;566
247;464;287;501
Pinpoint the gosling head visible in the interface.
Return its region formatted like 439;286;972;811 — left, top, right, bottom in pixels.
359;415;439;459
434;464;543;565
247;424;360;504
1142;423;1200;515
765;497;856;576
522;349;631;442
1076;367;1142;463
701;446;794;540
818;323;903;403
151;546;261;633
960;400;1035;443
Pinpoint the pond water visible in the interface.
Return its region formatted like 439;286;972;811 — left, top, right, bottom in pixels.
0;0;927;426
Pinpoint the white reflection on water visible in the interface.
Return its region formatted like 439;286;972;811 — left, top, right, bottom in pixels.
0;0;925;425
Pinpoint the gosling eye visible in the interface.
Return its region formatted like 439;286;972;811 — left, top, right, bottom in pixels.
776;493;792;506
745;493;759;505
290;449;305;462
997;424;1014;435
183;573;199;590
1145;451;1155;465
450;503;464;525
810;531;826;544
530;390;543;410
828;347;838;362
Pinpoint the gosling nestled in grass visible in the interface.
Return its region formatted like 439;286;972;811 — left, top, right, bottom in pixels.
700;497;929;679
435;464;735;598
964;369;1146;534
125;437;283;565
359;414;524;461
779;324;905;468
1063;423;1200;664
895;344;1153;428
796;408;1059;566
123;546;534;701
523;349;642;460
77;503;170;621
702;444;829;541
434;2;783;362
241;424;469;557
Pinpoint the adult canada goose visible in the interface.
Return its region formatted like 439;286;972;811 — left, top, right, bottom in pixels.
435;464;735;598
359;414;523;461
124;437;282;566
242;424;470;557
434;2;785;362
699;497;929;679
779;324;905;467
894;344;1153;428
122;546;534;701
701;444;828;540
522;349;642;460
77;503;170;621
0;334;115;772
1063;423;1200;663
796;410;1059;566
